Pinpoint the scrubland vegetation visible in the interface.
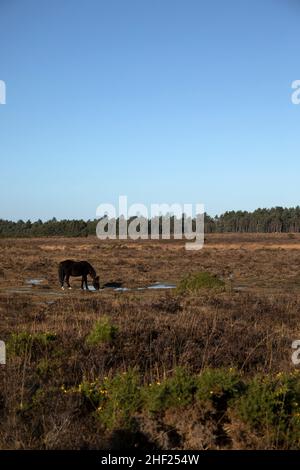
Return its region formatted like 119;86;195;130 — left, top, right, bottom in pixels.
1;234;300;449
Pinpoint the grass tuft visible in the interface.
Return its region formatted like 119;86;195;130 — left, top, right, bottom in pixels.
85;316;118;346
176;272;225;294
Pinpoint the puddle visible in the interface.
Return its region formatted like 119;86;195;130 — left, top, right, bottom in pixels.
26;278;45;285
87;285;97;291
88;283;176;292
147;283;176;290
104;282;176;292
0;282;176;299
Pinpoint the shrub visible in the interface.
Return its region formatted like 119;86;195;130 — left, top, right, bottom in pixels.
143;368;197;413
96;370;141;429
73;370;141;429
36;358;60;379
77;379;103;407
85;316;118;346
236;372;300;447
61;368;300;447
176;272;225;294
7;331;56;357
196;368;244;408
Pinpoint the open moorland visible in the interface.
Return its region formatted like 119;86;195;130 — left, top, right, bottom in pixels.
1;234;300;449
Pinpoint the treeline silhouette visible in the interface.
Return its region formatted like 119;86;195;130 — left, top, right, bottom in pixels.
1;207;300;237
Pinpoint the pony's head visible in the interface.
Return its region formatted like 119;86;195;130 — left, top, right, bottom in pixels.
93;275;100;290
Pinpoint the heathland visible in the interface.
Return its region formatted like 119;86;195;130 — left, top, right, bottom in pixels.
1;234;300;449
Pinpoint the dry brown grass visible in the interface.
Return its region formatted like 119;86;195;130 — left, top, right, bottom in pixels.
1;234;300;449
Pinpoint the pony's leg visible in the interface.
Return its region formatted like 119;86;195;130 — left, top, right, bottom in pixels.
66;275;72;289
84;275;89;290
81;276;84;290
60;269;65;290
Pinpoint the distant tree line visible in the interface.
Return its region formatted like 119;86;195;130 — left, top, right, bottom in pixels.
1;207;300;237
204;206;300;233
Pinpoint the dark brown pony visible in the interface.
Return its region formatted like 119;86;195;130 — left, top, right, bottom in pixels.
58;260;100;290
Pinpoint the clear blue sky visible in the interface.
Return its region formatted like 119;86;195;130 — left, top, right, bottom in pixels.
0;0;299;220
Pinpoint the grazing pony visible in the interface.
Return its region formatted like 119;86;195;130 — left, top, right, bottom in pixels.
58;260;100;290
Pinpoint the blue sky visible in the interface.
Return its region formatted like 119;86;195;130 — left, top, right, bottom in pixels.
0;0;299;220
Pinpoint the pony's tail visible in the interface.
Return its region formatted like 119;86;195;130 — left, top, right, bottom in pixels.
58;263;64;287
